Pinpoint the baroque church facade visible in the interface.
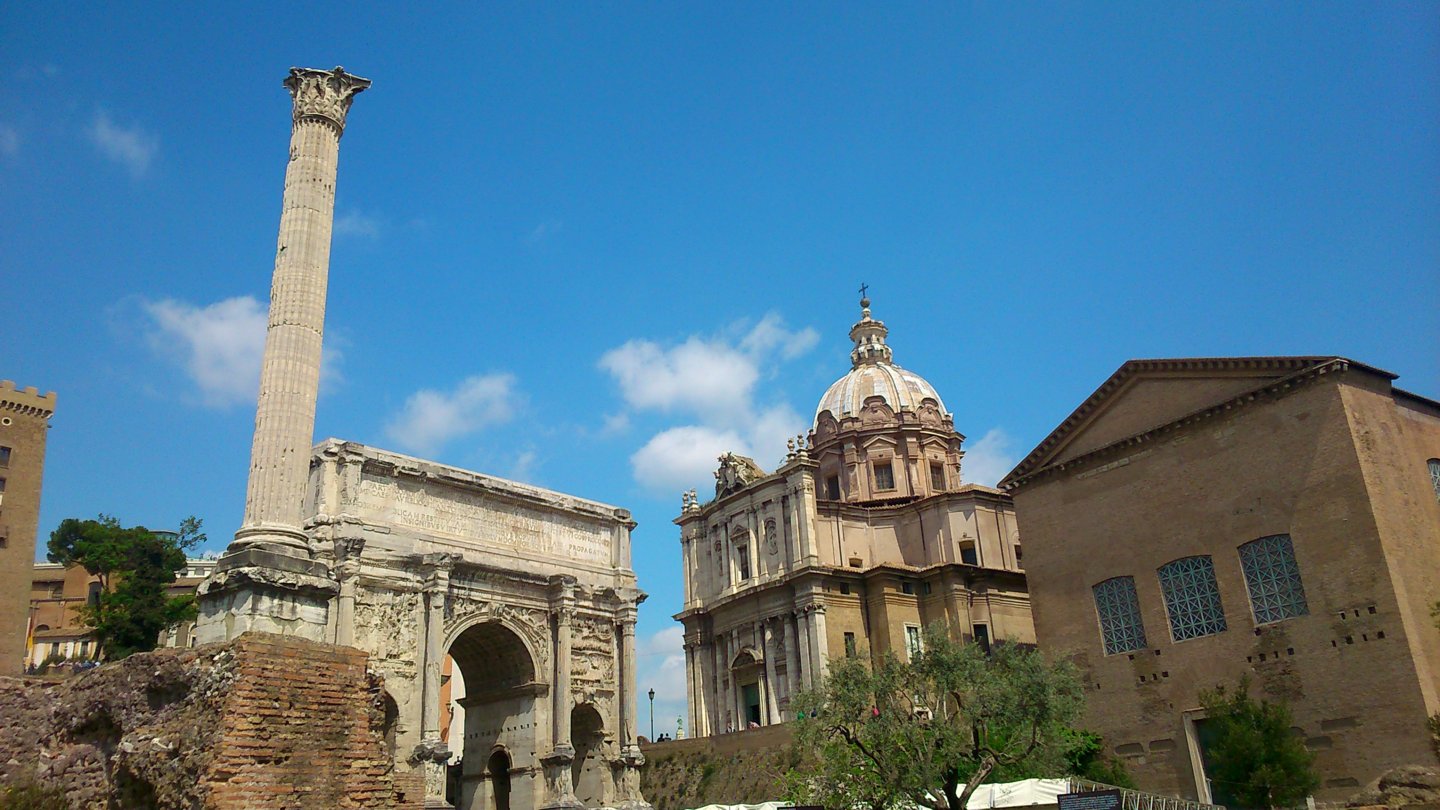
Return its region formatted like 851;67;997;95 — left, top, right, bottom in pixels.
674;299;1033;736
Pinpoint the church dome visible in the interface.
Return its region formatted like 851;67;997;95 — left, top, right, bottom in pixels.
814;297;949;422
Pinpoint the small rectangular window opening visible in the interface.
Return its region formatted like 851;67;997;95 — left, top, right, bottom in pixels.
874;461;895;491
825;475;841;500
930;462;944;491
901;581;914;595
843;632;857;658
973;623;991;654
0;446;11;466
736;546;751;580
904;625;923;660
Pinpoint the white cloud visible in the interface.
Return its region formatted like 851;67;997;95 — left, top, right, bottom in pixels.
602;313;816;495
385;374;518;455
637;626;688;738
962;428;1018;487
508;449;539;484
89;111;157;178
739;312;820;361
0;124;19;158
600;338;758;421
630;426;747;493
143;296;266;407
141;295;343;408
335;210;380;239
599;412;631;436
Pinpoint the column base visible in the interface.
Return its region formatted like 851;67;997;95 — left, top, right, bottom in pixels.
194;546;338;644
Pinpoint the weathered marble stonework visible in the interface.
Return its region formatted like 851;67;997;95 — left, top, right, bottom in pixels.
308;441;649;810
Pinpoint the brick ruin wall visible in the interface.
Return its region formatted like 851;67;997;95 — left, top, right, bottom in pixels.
0;633;423;809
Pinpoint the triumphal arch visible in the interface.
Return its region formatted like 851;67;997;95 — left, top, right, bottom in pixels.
205;438;649;810
193;67;649;810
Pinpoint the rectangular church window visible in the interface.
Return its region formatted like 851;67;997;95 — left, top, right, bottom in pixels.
844;632;857;658
825;475;841;500
874;461;895;491
0;446;10;466
904;625;923;660
930;461;944;490
736;545;751;581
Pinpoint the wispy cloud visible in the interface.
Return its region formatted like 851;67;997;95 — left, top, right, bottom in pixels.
89;111;157;178
385;374;519;456
600;313;816;494
335;210;381;239
140;295;342;408
962;428;1018;487
0;124;18;158
526;219;563;244
142;296;266;407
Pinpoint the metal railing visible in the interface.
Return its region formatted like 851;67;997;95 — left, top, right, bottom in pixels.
1067;778;1225;810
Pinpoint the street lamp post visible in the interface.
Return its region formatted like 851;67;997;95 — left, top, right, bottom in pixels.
648;688;656;741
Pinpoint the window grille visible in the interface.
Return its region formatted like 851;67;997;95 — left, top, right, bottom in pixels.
1157;556;1227;641
1239;534;1308;624
1429;459;1440;502
1092;576;1147;654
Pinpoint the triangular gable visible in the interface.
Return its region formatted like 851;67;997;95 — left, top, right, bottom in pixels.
1003;357;1366;487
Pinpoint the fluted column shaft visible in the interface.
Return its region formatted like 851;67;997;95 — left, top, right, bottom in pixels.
235;67;368;554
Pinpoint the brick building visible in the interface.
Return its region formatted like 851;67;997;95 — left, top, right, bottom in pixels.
28;556;217;668
676;298;1031;737
1002;357;1440;802
1;379;56;676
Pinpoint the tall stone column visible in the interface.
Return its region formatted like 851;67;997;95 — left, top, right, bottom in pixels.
332;535;365;646
235;66;370;555
616;606;652;810
796;610;813;690
761;619;780;725
810;603;830;684
417;554;456;809
541;579;581;810
196;67;369;645
783;614;801;706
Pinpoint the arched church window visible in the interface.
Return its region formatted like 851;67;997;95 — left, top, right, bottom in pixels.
1157;556;1227;641
1238;534;1308;624
1092;576;1147;655
1429;459;1440;502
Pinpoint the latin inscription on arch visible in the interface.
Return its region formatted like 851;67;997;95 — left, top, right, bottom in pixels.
354;475;612;564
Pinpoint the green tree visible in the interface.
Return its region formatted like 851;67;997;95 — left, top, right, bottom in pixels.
1198;676;1319;809
1059;729;1134;788
788;624;1085;810
47;515;204;660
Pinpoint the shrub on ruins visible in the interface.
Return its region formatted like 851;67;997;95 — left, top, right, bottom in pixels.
786;624;1085;810
1057;729;1134;788
47;515;204;661
1197;676;1319;809
0;780;70;810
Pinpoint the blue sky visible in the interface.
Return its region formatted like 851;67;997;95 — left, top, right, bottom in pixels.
3;3;1436;729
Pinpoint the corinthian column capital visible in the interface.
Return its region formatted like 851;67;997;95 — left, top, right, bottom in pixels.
284;66;371;132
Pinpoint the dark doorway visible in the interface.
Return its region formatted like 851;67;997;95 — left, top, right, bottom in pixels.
487;750;511;810
742;682;761;726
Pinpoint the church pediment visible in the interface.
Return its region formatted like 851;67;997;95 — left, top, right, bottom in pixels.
1003;357;1366;487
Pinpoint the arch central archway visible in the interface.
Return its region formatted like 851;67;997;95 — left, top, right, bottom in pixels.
446;621;543;810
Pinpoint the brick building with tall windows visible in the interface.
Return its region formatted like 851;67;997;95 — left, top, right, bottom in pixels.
1002;357;1440;803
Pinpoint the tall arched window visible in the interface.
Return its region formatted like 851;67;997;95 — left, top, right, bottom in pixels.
1157;556;1227;641
1239;534;1308;624
1092;576;1147;655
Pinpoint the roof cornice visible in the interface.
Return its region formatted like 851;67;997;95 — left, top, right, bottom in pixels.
1002;356;1381;491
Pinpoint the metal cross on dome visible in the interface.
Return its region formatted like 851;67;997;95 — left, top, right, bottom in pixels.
858;282;869;300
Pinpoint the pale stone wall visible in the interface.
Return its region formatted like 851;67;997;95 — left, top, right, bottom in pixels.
306;440;648;810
